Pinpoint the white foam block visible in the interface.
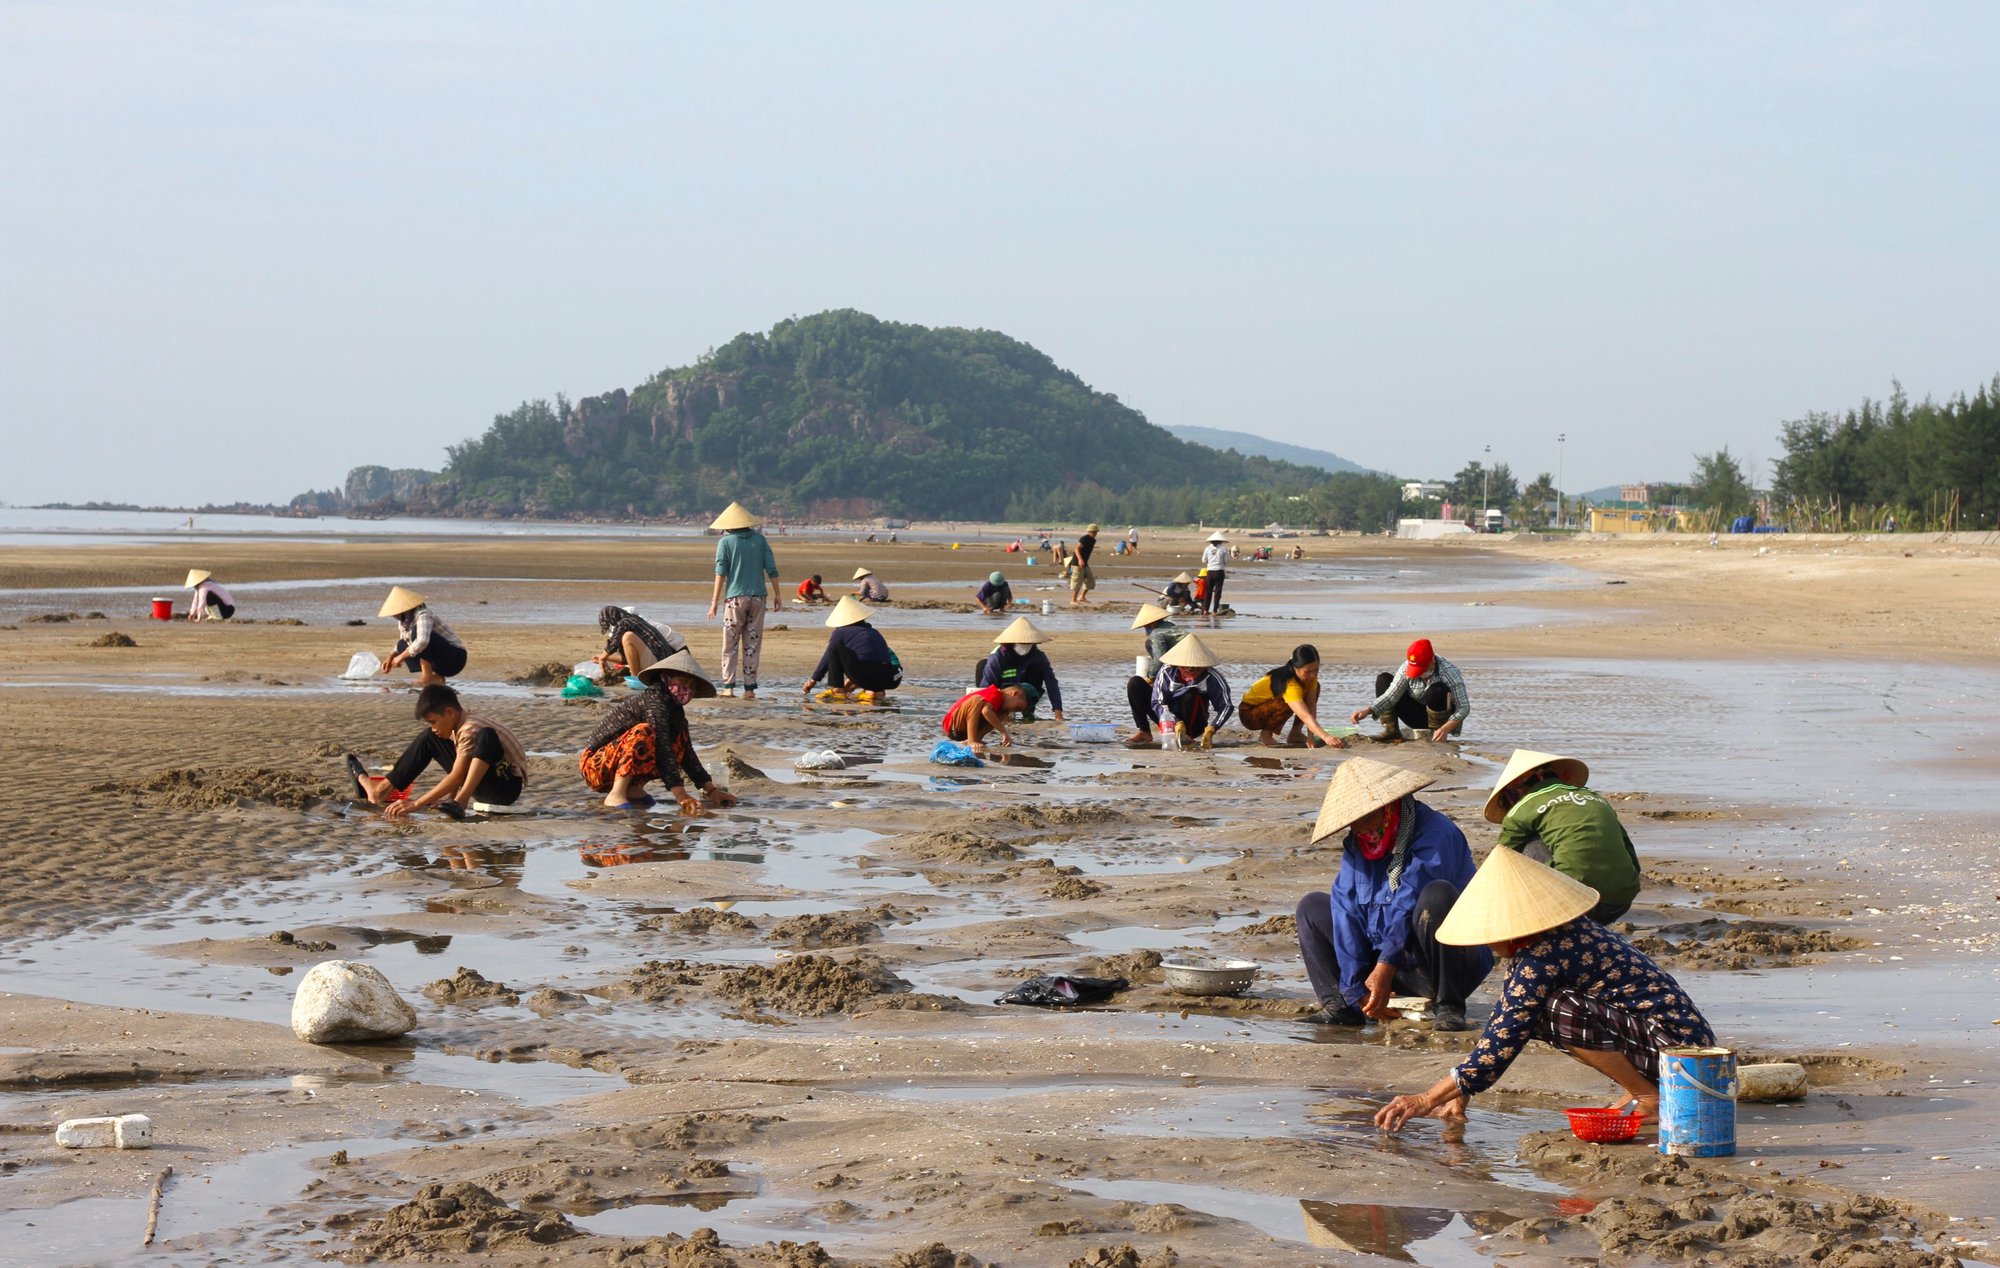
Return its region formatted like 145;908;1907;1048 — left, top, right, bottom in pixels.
56;1113;152;1149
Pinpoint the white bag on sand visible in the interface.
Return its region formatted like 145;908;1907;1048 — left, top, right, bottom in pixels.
794;750;848;770
340;651;382;679
572;660;603;681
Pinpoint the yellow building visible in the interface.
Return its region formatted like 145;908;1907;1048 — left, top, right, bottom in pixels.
1587;506;1656;534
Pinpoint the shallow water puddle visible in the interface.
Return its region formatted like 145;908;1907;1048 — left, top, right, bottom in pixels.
1298;1200;1508;1265
565;1191;820;1241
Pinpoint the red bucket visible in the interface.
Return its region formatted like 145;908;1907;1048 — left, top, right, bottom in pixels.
150;597;173;620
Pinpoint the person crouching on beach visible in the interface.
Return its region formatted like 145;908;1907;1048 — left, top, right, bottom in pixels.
1484;749;1641;925
942;683;1032;755
1351;637;1469;742
1162;572;1195;612
580;640;737;814
183;569;236;620
1295;758;1491;1032
974;617;1064;722
1148;634;1233;750
1240;644;1344;749
804;597;903;702
346;684;527;820
377;586;466;687
595;605;671;678
1374;846;1715;1131
1123;603;1188;748
797;575;830;604
852;567;889;602
976;571;1013;615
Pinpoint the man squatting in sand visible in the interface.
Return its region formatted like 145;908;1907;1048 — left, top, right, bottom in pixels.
706;501;782;699
1295;759;1490;1032
347;684;527;821
1375;845;1714;1130
1352;637;1470;742
580;640;737;814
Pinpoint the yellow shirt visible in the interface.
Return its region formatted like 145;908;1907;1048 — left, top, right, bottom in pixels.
1242;673;1315;713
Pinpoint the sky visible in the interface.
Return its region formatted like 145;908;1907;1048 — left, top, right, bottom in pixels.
2;1;1996;507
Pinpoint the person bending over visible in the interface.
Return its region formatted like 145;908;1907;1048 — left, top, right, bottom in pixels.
942;683;1032;755
797;575;830;604
594;605;671;677
976;572;1013;615
1240;644;1344;748
804;597;903;702
1148;633;1233;750
1123;603;1187;747
580;641;736;814
377;586;467;687
347;684;526;821
184;569;236;620
1351;637;1469;742
974;617;1064;722
1484;749;1641;924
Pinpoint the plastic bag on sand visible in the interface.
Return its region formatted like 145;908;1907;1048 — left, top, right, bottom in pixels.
996;975;1130;1007
930;740;982;767
560;674;604;698
571;660;603;681
794;750;847;770
341;651;382;680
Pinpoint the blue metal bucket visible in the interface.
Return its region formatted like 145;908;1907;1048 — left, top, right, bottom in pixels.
1658;1046;1736;1157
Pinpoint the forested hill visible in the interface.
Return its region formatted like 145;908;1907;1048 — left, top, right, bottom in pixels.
304;311;1396;524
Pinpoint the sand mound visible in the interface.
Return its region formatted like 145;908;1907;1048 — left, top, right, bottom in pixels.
28;611;105;623
889;1245;986;1268
882;829;1018;865
507;661;571;686
652;907;760;936
86;631;138;647
713;954;932;1017
1233;914;1297;937
337;1181;579;1260
423;967;520;1007
765;911;880;948
96;765;341;811
1081;949;1163;982
1048;876;1104;901
1630;918;1869;970
599;959;709;1004
714;746;770;782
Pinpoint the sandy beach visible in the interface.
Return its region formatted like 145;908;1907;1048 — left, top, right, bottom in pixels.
1;525;1996;1266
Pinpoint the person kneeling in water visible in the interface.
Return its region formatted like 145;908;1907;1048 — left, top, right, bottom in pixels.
942;683;1033;755
346;685;528;820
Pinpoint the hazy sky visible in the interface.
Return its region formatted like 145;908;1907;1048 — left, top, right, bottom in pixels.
4;2;1996;506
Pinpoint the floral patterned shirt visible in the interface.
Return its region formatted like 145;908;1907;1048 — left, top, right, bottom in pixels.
1451;917;1714;1097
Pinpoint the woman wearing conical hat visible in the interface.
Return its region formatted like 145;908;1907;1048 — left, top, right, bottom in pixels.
1143;633;1233;750
1374;846;1716;1133
803;597;903;703
377;586;466;687
974;617;1064;722
182;569;236;621
705;502;782;699
1122;602;1188;748
1487;749;1641;924
851;567;889;603
1295;758;1491;1032
1162;571;1195;611
579;637;736;813
1198;531;1230;615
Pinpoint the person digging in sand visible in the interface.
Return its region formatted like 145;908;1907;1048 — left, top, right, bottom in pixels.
851;567;889;602
803;596;902;702
183;569;236;620
974;616;1065;722
975;571;1013;615
579;638;735;813
377;586;467;687
1374;845;1715;1132
594;605;671;677
1295;758;1491;1032
796;574;830;604
1123;602;1188;748
346;684;527;821
1484;748;1641;924
1239;643;1344;748
1162;571;1196;612
1147;633;1233;750
1351;637;1469;742
942;683;1032;755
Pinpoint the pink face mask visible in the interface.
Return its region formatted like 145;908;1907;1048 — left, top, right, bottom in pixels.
663;677;694;705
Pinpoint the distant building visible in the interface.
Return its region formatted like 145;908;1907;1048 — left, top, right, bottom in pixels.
1397;518;1474;540
1588;506;1657;534
1619;483;1655;504
1400;481;1447;502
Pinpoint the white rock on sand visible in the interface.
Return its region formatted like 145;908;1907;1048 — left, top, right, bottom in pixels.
290;960;416;1043
56;1113;152;1149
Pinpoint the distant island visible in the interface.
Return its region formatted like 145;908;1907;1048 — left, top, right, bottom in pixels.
1163;425;1374;476
292;310;1405;529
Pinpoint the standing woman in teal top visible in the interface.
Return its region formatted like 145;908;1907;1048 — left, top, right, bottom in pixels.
705;501;782;699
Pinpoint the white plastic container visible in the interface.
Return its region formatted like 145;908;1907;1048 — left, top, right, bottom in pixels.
1134;655;1150;678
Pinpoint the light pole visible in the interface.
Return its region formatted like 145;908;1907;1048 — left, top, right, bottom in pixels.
1557;432;1567;529
1481;444;1491;522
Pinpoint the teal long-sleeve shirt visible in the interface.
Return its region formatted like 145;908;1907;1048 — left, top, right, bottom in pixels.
715;529;779;600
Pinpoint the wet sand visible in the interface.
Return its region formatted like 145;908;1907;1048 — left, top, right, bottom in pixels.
0;528;1996;1266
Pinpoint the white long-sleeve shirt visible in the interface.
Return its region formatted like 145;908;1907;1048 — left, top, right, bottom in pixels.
1200;543;1229;573
189;580;235;619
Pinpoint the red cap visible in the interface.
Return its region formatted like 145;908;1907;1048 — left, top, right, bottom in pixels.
1405;638;1435;675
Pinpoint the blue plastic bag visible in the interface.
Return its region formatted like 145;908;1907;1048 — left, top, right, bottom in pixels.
930;740;983;767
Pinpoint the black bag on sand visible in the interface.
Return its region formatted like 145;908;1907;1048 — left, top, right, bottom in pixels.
995;975;1129;1008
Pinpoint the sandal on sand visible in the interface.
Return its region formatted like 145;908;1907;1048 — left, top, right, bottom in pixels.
437;801;467;821
343;753;370;800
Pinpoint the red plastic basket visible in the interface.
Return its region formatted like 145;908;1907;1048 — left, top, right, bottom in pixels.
1566;1107;1643;1143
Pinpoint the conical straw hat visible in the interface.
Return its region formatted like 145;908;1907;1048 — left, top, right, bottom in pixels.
852;567;874;580
826;595;873;628
995;616;1048;644
378;585;425;617
1310;757;1435;844
183;569;211;589
1172;571;1192;584
634;642;717;698
1206;531;1229;543
1159;633;1217;670
1482;749;1592;824
1130;603;1169;629
1436;845;1600;946
710;501;760;531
